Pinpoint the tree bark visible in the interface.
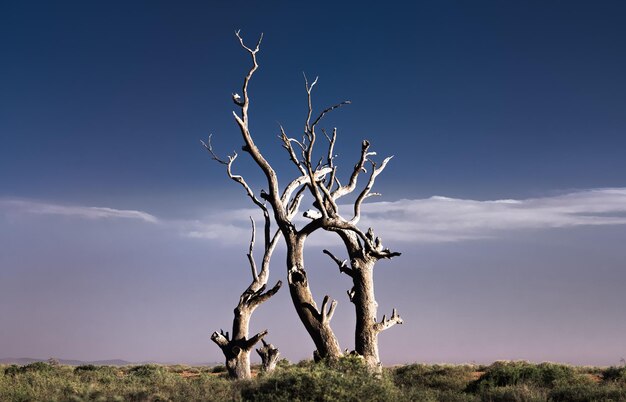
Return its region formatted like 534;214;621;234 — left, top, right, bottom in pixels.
327;230;403;372
285;235;343;361
211;280;280;379
256;339;280;373
223;32;344;362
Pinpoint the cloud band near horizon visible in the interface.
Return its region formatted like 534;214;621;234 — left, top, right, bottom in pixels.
2;188;625;244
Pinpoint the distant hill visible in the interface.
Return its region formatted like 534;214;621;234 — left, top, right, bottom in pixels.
0;357;220;366
0;357;133;366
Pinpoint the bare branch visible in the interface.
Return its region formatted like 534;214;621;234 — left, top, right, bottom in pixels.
322;128;338;192
251;280;282;307
317;180;339;215
246;329;269;349
202;135;268;213
347;288;356;303
351;155;393;224
247;217;259;282
230;32;288;227
210;331;229;348
320;295;338;323
281;167;332;207
374;308;403;333
279;125;307;175
287;185;307;219
332;140;371;200
303;73;319;133
322;249;354;277
311;101;351;132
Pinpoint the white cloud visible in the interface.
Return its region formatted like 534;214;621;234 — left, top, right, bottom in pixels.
5;188;626;245
0;199;159;223
357;188;626;243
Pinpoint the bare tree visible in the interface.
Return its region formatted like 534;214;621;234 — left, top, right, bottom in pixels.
286;105;404;371
207;32;403;368
210;217;281;379
206;31;343;361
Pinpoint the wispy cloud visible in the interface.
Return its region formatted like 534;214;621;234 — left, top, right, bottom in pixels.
4;188;626;244
358;188;626;243
0;199;159;223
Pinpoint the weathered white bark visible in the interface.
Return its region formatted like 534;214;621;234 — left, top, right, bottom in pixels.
206;31;344;361
314;134;403;372
208;32;403;369
325;230;402;372
210;218;281;380
256;339;280;373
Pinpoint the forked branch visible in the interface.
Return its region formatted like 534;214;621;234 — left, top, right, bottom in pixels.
322;249;354;277
320;295;338;324
374;308;403;333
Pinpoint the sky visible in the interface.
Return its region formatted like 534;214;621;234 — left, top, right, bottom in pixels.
1;0;625;366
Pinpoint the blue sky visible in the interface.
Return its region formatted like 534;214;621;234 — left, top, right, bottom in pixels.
1;1;625;365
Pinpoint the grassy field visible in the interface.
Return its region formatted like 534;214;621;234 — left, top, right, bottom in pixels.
2;358;626;401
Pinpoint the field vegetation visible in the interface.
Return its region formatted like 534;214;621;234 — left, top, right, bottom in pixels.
2;358;626;401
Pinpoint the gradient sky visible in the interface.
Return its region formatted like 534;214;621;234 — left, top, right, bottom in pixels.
1;1;625;366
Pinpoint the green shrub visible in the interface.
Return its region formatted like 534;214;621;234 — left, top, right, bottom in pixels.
549;382;626;402
19;361;55;373
242;356;400;401
478;384;547;402
211;364;227;373
467;361;578;392
4;365;21;377
127;364;166;378
74;364;98;373
603;366;626;383
393;363;474;392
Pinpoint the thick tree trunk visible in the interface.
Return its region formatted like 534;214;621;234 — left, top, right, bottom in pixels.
352;260;381;371
212;301;268;379
329;230;402;373
285;235;343;361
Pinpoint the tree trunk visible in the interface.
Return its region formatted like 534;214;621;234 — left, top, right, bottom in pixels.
256;339;280;372
286;235;343;361
352;259;382;371
212;301;269;379
330;230;402;373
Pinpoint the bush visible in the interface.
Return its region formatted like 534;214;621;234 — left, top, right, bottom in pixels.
603;366;626;383
549;382;626;402
74;364;98;373
478;384;547;402
211;364;227;374
242;356;400;401
127;364;167;378
393;363;474;392
467;361;578;392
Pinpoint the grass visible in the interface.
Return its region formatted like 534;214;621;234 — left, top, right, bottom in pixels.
1;359;625;401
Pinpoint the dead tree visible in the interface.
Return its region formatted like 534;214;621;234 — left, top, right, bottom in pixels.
271;60;404;371
256;339;280;372
208;33;403;368
205;31;343;361
210;217;281;379
280;102;404;371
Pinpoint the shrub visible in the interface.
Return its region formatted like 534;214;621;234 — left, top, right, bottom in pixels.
603;366;626;383
127;364;166;378
478;384;547;402
74;364;98;373
466;361;577;392
242;356;400;401
211;364;227;374
4;365;21;377
393;363;474;392
549;382;626;402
